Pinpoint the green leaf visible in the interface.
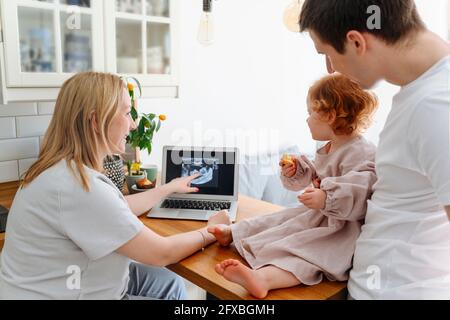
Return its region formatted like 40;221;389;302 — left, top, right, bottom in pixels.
147;143;152;155
138;120;145;136
141;114;152;127
131;106;138;121
156;120;161;132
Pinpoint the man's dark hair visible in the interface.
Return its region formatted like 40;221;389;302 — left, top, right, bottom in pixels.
299;0;426;53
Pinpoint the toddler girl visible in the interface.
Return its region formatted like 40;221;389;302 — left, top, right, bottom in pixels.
208;74;378;298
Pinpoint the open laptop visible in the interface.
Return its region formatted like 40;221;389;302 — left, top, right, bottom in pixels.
147;146;239;222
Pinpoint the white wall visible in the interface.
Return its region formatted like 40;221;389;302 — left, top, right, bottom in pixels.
138;0;324;168
139;0;450;168
0;102;51;182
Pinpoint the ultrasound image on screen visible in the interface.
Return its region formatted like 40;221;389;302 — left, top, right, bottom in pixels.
165;150;235;196
181;157;219;188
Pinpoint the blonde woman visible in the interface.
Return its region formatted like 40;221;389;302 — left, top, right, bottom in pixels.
0;72;230;300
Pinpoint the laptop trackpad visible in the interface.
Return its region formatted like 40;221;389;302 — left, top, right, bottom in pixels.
176;211;209;220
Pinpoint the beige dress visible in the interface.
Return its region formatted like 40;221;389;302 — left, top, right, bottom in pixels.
231;136;377;285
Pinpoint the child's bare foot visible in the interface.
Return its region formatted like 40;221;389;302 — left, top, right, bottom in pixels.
215;259;268;299
208;210;231;226
207;224;232;246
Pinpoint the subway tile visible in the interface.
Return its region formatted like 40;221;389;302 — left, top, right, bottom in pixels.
0;161;19;183
0;138;39;162
0;118;16;139
37;102;56;115
16;115;52;138
19;158;38;178
0;102;37;117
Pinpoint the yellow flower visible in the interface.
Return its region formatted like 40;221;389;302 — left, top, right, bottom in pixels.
127;83;134;91
131;162;141;173
159;115;167;121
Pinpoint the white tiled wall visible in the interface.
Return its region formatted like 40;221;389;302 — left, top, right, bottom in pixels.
0;118;16;139
16;116;52;138
0;102;55;183
0;161;19;183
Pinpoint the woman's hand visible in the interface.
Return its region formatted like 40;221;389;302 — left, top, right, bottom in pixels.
166;174;201;194
279;156;297;178
298;187;327;210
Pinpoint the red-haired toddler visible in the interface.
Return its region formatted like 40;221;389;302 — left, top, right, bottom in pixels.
209;74;378;298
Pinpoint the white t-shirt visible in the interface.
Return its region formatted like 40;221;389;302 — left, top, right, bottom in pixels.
348;55;450;299
0;160;144;299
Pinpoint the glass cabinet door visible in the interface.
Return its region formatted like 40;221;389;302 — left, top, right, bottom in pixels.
116;18;142;74
60;10;93;73
18;6;57;73
2;0;103;87
105;0;178;87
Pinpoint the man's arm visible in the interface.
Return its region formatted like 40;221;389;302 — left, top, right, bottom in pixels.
446;206;450;221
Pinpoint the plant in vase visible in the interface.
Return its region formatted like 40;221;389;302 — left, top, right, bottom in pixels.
126;161;153;194
124;78;166;192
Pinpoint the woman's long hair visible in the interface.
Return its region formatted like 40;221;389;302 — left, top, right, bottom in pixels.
21;72;126;191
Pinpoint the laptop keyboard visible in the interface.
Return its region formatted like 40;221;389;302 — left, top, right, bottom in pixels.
161;199;232;211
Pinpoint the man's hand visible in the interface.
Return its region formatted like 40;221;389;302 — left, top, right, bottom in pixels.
298;187;327;210
445;206;450;221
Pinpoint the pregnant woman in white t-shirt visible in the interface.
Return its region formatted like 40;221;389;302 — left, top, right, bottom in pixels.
0;72;230;300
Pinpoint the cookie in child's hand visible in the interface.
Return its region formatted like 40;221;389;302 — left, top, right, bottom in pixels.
281;154;295;167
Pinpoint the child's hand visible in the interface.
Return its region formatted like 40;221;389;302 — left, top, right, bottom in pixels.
312;176;321;188
279;155;297;178
298;187;327;210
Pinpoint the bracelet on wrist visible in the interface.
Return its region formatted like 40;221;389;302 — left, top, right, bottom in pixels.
197;230;207;252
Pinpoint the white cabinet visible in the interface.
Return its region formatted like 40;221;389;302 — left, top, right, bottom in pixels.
105;0;179;88
0;0;179;103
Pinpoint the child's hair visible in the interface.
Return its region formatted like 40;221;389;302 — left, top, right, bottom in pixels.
308;74;378;135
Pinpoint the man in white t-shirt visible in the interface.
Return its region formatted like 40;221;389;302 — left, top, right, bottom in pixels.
299;0;450;299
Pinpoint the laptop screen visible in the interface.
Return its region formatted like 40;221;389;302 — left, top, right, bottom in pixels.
165;149;236;196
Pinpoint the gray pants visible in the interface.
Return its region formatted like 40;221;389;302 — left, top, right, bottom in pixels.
123;262;188;300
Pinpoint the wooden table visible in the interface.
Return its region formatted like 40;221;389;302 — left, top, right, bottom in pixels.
0;181;19;251
141;195;347;300
0;182;347;300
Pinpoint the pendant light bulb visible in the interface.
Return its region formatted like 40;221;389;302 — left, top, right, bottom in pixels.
283;0;304;33
198;0;215;46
